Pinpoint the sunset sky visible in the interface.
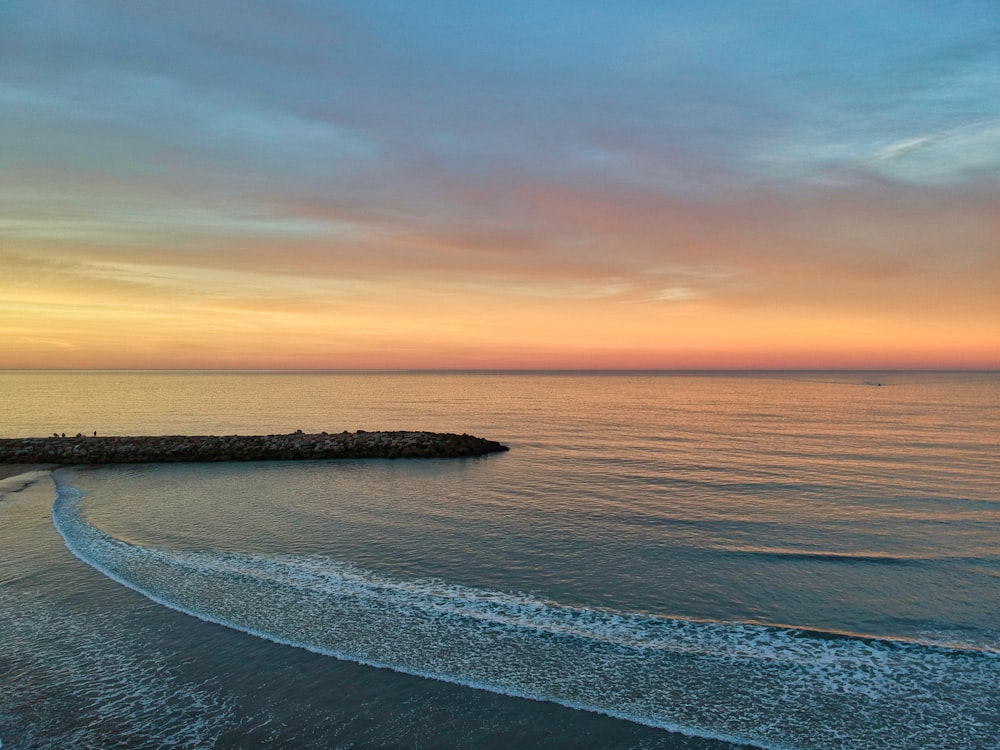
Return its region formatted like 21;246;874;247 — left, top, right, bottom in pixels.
3;1;998;369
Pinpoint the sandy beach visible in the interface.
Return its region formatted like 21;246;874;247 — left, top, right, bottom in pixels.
0;464;56;481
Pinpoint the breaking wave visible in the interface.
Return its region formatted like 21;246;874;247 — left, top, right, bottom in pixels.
52;474;1000;750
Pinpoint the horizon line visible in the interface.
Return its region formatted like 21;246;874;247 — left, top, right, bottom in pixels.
2;367;997;374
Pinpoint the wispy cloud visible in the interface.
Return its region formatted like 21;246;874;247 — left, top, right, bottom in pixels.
2;0;998;368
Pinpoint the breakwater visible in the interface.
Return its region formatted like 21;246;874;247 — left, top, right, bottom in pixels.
0;431;509;464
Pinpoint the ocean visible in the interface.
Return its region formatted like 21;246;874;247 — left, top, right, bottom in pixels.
1;370;997;749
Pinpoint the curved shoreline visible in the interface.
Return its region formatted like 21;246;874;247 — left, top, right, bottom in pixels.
0;431;509;464
0;463;58;481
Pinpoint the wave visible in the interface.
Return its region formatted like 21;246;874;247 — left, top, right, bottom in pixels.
0;589;247;749
51;474;1000;750
718;545;1000;568
722;546;928;565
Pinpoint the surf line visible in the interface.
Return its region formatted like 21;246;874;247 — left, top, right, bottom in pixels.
48;471;999;750
47;473;790;749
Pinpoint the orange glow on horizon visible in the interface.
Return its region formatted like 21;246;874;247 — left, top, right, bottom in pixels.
4;268;997;370
3;4;998;372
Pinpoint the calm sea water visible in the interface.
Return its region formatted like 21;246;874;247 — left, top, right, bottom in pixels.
1;371;998;749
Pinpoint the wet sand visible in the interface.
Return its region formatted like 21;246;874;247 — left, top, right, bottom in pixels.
0;464;56;481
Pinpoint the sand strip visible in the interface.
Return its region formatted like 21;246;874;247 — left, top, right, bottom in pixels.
0;464;58;481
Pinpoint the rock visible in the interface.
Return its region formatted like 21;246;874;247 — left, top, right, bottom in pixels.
0;431;509;465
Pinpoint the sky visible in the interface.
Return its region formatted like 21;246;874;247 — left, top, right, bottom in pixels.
2;0;999;370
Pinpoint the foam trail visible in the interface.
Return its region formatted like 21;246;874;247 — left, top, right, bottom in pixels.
0;588;246;749
52;474;1000;750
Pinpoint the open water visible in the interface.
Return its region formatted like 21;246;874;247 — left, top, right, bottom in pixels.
0;370;998;749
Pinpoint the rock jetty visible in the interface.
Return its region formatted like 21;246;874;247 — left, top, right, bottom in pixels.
0;431;509;465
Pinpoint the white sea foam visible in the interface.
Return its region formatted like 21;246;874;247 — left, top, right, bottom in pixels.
0;587;246;749
51;473;1000;750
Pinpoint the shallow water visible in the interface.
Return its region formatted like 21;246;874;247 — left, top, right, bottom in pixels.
1;371;998;748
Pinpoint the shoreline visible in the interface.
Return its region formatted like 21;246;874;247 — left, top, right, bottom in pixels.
0;431;509;465
0;464;58;481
